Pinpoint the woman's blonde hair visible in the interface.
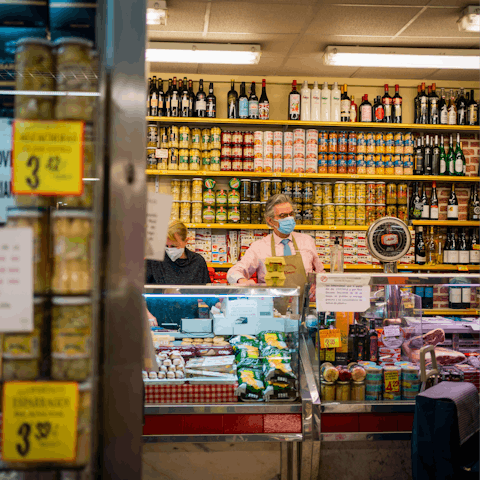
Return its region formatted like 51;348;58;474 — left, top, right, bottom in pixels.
167;220;188;243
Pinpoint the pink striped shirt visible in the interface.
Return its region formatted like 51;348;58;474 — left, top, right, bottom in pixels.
227;231;324;284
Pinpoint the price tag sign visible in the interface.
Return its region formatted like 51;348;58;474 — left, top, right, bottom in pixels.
457;265;469;272
12;120;84;196
3;382;78;462
320;328;342;349
384;371;400;393
155;148;168;159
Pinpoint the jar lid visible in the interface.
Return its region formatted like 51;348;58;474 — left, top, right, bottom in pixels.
240;201;251;204
272;179;282;183
356;181;365;184
34;297;46;305
336;181;345;184
260;179;271;182
356;203;366;205
336;381;350;385
345;203;355;206
52;296;91;306
251;201;260;204
241;179;251;182
6;207;45;218
376;181;386;184
192;178;202;181
313;181;322;184
192;201;202;204
366;203;376;206
53;37;94;49
352;381;365;385
52;210;94;219
16;38;52;48
346;181;355;184
324;203;334;206
313;203;322;206
320;381;334;385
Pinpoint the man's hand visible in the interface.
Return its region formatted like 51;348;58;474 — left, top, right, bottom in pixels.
147;311;158;327
237;278;257;286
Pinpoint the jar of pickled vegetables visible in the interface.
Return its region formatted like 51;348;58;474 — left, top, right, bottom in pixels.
376;204;386;220
386;183;397;205
314;182;323;203
336;381;351;401
386;205;397;218
375;182;386;204
355;204;366;226
321;381;336;402
170;201;180;221
351;381;365;401
240;202;251;223
345;204;356;226
366;204;376;224
335;204;346;225
313;204;322;225
192;178;203;201
180;201;191;223
323;204;335;225
397;183;408;205
251;202;262;224
192;202;202;223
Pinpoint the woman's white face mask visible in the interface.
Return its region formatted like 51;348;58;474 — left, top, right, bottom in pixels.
165;247;184;262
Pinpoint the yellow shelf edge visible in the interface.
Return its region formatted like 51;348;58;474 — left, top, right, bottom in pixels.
206;263;479;270
423;309;479;316
411;220;479;226
146;116;480;132
185;223;369;231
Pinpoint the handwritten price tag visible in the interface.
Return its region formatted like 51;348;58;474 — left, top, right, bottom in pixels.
3;382;78;462
320;328;342;349
12;120;84;196
384;371;400;393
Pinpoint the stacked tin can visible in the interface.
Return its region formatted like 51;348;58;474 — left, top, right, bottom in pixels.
365;365;383;401
201;178;241;223
220;130;253;172
400;364;421;400
170;178;204;223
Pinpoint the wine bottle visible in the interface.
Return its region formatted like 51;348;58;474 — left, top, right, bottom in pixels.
415;227;426;265
311;81;321;121
320;82;330;122
300;80;311;121
158;78;166;116
206;82;216;118
447;183;459;220
429;83;439;124
426;226;437;266
382;84;392;123
410;182;423;220
454;134;465;176
444;229;452;264
195;79;207;118
170;76;179;117
248;82;259;119
431;135;440;175
439;87;448;125
419;82;428;124
448;89;457;125
368;320;378;362
446;134;455;176
424;134;432;175
393;84;402;123
147;77;151;115
414;137;424;175
373;96;384;123
414;85;421;124
457;88;467;125
180;79;190;117
349;95;358;122
188;80;195;117
360;95;372;123
468;184;480;220
340;84;351;123
288;80;301;121
259;79;269;120
449;285;462;309
238;82;248;119
439;134;447;175
470;228;480;264
165;78;172;117
227;79;238;119
429;181;439;220
458;229;469;265
421;183;430;219
450;229;459;264
149;76;158;116
467;89;478;126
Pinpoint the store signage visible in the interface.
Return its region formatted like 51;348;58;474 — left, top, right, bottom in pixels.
145;191;173;262
12;120;84;196
0;227;33;332
0;118;14;223
316;274;370;313
3;382;78;462
319;328;342;349
384;371;400;393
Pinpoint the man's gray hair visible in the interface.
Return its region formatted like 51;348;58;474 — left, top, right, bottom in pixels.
265;194;294;222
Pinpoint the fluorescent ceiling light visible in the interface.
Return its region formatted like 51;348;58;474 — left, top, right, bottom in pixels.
146;42;261;65
147;0;167;26
323;46;480;70
458;5;480;32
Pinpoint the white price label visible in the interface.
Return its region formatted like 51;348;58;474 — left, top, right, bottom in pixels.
155;148;168;159
384;325;400;337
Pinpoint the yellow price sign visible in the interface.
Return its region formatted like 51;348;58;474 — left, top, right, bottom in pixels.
320;328;342;349
457;265;469;272
3;382;79;462
12;120;84;196
384;371;400;393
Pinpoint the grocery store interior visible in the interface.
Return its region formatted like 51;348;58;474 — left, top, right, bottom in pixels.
0;0;479;479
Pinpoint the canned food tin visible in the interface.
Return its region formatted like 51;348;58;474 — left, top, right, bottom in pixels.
264;131;274;146
147;148;157;169
348;133;357;153
203;206;215;223
243;145;254;158
318;153;328;173
306;129;318;145
192;202;202;223
356;153;366;174
228;189;240;206
147;123;158;148
228;206;240;223
385;132;394;153
244;131;254;145
313;204;322;225
376;204;386;220
345;182;356;203
304;181;314;204
221;145;232;157
335;204;346;225
366;204;376;224
253;131;263;146
168;148;179;170
273;132;283;147
171;201;180;220
282;180;293;198
189;149;200;170
323;182;333;203
179;126;191;148
392;154;402;175
260;179;271;202
356;204;366;225
323;204;335;225
386;205;397;217
251;180;260;201
394;145;404;155
251;202;261;224
318;131;328;152
366;154;375;175
283;131;293;148
366;182;376;204
293;129;305;144
356;132;366;153
203;189;216;205
397;205;408;222
337;154;347;173
386;183;397;204
375;143;385;154
222;131;232;145
327;132;338;152
375;154;385;175
375;132;384;146
404;132;414;154
216;206;227;224
180;201;191;223
375;182;386;204
346;204;356;226
191;128;201;147
347;153;356;174
394;132;404;145
232;157;243;171
334;182;346;204
271;179;282;196
397;183;408;205
292;181;303;202
314;182;323;203
221;157;232;171
211;127;221;149
327;153;337;173
338;133;347;153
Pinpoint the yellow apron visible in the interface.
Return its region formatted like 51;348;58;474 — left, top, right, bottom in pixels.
270;234;307;314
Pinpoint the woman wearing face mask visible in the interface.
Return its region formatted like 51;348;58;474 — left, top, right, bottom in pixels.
145;221;211;325
227;194;324;311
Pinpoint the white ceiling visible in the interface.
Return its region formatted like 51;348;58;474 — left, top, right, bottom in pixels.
147;0;480;81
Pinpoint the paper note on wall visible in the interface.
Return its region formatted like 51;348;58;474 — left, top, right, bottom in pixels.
0;118;15;223
145;191;173;262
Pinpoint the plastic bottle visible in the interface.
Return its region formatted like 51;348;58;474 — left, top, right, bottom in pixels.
320;82;331;122
331;82;341;122
330;237;344;273
311;81;321;121
300;80;311;121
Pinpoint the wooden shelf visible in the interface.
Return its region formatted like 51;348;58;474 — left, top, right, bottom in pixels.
186;223;369;231
411;220;479;227
423;309;479;316
146;116;480;133
146;170;479;183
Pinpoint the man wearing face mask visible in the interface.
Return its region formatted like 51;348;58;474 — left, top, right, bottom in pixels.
145;221;211;325
227;194;324;306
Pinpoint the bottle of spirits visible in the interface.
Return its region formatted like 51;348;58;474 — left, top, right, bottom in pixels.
368;320;378;362
349;95;358;122
454;134;465;176
393;84;402;123
300;80;311;121
238;82;249;119
467;89;478;126
331;81;341;122
180;79;190;117
458;229;469;265
149;76;158;116
227;79;238;119
188;80;195;116
421;183;430;219
288;80;301;121
410;182;423;220
206;82;216;118
359;95;373;122
164;78;172;117
147;77;151;115
450;229;459;264
340;84;351;123
248;82;259;119
414;137;424;175
424;134;432;175
320;82;330;122
311;81;321;121
470;228;480;264
429;83;439;124
374;96;384;122
158;78;166;116
429;181;439;220
468;184;480;221
447;183;459;220
426;226;437;266
259;79;269;120
415;227;426;265
382;84;392;123
444;229;452;264
419;82;428;124
448;89;457;125
446;134;455;176
170;76;179;117
457;88;467;125
439;87;448;124
195;79;206;118
414;85;421;123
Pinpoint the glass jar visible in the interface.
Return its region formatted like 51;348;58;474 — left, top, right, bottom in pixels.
228;189;240;206
239;202;251;223
203;206;215;223
251;180;260;201
294;203;303;224
201;150;210;170
228;206;240;224
336;381;351;401
345;204;356;226
180;179;191;201
210;149;221;171
386;205;397;218
366;204;376;224
203;189;216;206
260;202;266;221
260;180;271;202
335;204;346;225
179;126;191;148
334;182;346;204
271;179;282;196
240;179;251;201
168;147;179;170
192;202;203;223
215;206;227;224
397;182;408;205
323;182;333;203
282;180;293;199
216;189;228;205
251;202;262;224
192;178;203;202
345;182;356;204
303;181;314;204
397;205;408;222
323;204;335;225
386;183;397;205
314;182;323;203
313;204;322;225
302;204;313;225
351;381;365;401
180;201;191;223
292;181;303;202
189;149;201;170
321;381;336;402
356;204;366;225
366;182;376;204
356;182;366;204
170;201;180;221
375;182;386;204
201;129;211;150
376;204;386;220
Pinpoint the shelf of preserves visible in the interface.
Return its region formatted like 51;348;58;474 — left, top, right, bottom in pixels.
146;170;480;183
185;223;369;231
411;220;480;227
146;116;480;133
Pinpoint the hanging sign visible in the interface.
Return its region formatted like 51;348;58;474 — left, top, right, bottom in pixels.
319;328;342;348
12;120;84;196
3;382;78;462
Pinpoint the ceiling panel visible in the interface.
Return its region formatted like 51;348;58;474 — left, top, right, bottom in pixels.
389;36;480;48
351;67;439;79
157;0;207;32
305;6;422;36
197;55;285;75
427;69;480;81
208;2;312;34
427;0;475;6
149;63;200;75
282;58;359;77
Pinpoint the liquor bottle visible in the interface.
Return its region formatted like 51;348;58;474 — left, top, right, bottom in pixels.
431;135;440;175
311;81;321;121
447;183;459;220
450;229;459;264
454;134;465;176
414;85;421;123
238;82;248;119
349;95;358;122
368;320;378;362
414;137;424;175
382;84;392;123
149;76;159;116
248;82;259;119
164;78;172;117
470;228;480;264
188;80;195;117
421;183;430;219
259;79;269;120
439;87;448;125
457;88;467;125
348;324;356;363
330;82;341;122
393;84;402;123
359;95;372;122
429;181;439;220
448;89;457;125
458;229;469;265
374;96;384;122
300;80;311;121
170;76;179;117
147;77;151;115
206;82;216;118
340;84;351;122
467;89;478;126
180;79;190;117
356;327;366;361
415;227;426;265
410;182;423;220
320;82;330;121
227;80;238;119
444;229;452;264
468;183;480;221
446;134;455;176
426;226;437;266
424;134;432;175
439;135;447;175
288;80;301;121
195;79;207;118
158;78;166;116
419;82;428;124
429;83;439;124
